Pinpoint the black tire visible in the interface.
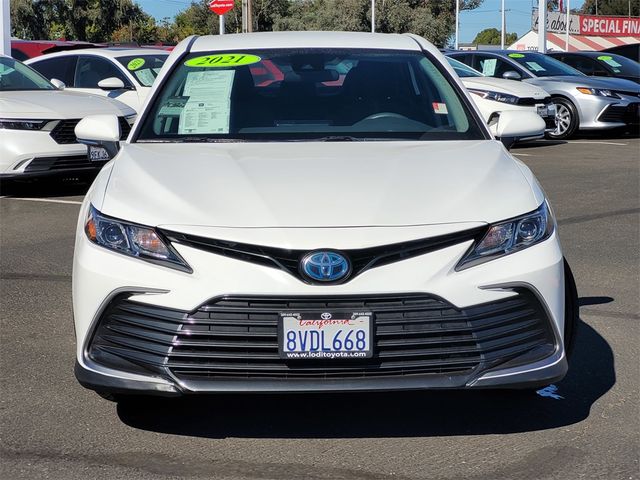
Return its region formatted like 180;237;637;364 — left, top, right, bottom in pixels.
546;97;579;140
563;258;578;359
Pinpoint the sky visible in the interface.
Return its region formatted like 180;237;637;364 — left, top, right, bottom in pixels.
136;0;585;44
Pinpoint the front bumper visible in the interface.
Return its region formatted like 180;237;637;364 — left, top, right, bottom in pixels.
574;93;640;130
73;214;568;395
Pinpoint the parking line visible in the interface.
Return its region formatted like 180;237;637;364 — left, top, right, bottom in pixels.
0;197;82;205
567;141;628;146
512;153;534;157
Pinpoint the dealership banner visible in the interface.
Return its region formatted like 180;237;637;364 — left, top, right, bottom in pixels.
533;12;640;37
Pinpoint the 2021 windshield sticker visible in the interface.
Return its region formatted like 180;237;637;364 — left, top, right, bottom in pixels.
127;58;145;70
185;54;261;68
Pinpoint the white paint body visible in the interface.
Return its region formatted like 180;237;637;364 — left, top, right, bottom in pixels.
72;32;568;394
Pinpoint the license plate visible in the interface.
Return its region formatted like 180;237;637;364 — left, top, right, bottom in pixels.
88;145;110;162
537;104;555;117
279;312;372;359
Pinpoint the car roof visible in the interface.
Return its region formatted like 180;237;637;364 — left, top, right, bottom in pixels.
27;47;169;60
190;31;422;52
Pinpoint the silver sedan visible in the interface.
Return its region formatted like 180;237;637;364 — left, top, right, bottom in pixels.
447;50;640;139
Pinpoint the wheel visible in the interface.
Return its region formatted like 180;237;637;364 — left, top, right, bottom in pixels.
563;258;578;358
546;98;579;140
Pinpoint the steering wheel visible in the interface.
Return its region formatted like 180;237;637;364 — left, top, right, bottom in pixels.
362;112;410;121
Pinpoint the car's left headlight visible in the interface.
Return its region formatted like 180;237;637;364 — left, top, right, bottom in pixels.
0;119;51;130
85;205;191;272
457;202;555;270
469;89;519;104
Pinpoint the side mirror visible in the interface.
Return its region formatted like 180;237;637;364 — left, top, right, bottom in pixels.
502;71;522;81
50;78;66;89
74;115;121;161
491;111;545;149
97;77;127;91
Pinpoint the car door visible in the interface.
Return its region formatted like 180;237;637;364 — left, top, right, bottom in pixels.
471;54;526;80
72;55;140;111
28;55;77;87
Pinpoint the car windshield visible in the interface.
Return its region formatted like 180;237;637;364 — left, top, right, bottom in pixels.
0;56;55;91
593;54;640;76
506;52;584;77
116;54;168;87
137;48;485;142
446;57;483;78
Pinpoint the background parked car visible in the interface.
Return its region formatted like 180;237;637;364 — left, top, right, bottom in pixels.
10;39;106;61
548;51;640;84
602;43;640;62
0;55;135;180
447;57;556;137
26;48;169;112
447;50;640;139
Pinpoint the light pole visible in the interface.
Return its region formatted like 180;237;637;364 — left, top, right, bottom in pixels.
538;0;547;53
565;0;570;51
455;0;459;50
371;0;375;33
0;0;9;56
500;0;505;49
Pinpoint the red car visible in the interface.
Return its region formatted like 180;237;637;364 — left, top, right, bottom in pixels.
11;40;106;61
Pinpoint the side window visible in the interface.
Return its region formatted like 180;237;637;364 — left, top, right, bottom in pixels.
75;56;130;88
29;56;77;85
473;55;517;78
450;54;472;68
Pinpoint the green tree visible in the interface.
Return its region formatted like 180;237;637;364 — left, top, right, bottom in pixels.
472;27;517;45
581;0;639;16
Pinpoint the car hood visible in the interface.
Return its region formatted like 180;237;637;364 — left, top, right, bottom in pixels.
0;90;135;118
461;76;549;99
531;75;640;91
99;140;542;228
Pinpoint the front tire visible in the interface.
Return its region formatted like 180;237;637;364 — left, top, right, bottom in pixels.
546;98;579;140
563;258;578;358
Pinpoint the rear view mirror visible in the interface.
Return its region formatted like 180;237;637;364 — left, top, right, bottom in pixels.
490;111;545;149
98;77;126;91
75;115;121;161
50;78;66;89
502;71;522;81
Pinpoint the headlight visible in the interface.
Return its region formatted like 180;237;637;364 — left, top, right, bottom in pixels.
0;119;50;130
576;87;620;98
469;89;519;104
457;202;555;270
85;205;191;272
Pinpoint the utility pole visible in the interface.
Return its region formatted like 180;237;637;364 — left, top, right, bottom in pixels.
242;0;248;32
565;0;570;51
538;0;547;53
500;0;505;49
455;0;459;50
371;0;375;32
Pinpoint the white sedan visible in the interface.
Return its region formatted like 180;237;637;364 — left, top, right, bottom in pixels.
26;48;169;112
447;57;557;137
71;32;576;399
0;55;135;179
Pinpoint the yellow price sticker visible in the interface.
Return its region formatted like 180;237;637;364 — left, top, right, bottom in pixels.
508;53;525;58
127;58;146;70
185;54;262;68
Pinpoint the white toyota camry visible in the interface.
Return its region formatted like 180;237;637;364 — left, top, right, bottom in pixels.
72;32;577;399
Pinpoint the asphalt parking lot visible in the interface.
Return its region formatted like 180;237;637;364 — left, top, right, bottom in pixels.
1;137;638;480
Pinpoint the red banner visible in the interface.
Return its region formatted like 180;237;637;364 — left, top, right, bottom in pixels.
579;15;640;36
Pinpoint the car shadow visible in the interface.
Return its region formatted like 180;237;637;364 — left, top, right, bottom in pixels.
0;175;93;197
117;301;615;439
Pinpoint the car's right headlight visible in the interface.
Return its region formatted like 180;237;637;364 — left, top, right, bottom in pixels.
457;202;555;270
576;87;620;98
469;89;519;104
85;205;191;272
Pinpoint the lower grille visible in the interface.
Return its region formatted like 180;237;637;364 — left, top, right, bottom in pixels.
24;155;105;172
88;291;556;385
598;103;640;124
49;117;132;144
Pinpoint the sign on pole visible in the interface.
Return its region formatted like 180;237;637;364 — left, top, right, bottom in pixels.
208;1;234;16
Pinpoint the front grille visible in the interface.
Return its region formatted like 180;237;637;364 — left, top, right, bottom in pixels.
49;117;132;144
24;155;104;172
162;226;487;284
516;97;554;107
598;103;640;124
88;291;556;385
